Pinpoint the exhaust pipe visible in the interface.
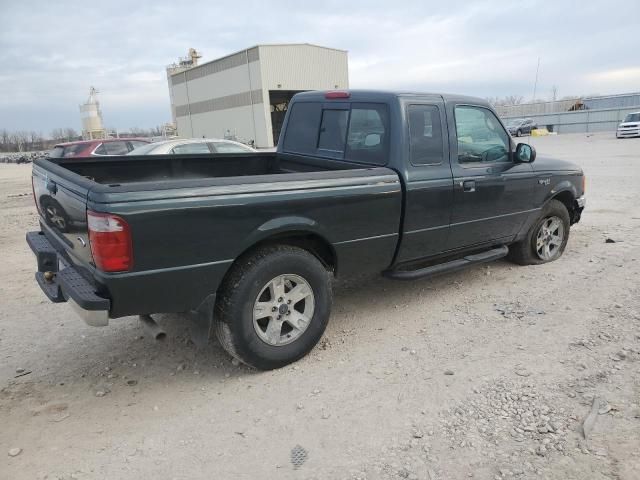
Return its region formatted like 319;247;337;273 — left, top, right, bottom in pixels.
139;314;166;341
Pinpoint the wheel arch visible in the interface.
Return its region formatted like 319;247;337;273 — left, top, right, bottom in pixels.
218;217;338;293
547;184;579;223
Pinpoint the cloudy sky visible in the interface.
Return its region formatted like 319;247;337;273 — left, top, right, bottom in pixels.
1;0;638;134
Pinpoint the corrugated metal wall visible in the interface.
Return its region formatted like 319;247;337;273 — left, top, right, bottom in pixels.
501;106;640;134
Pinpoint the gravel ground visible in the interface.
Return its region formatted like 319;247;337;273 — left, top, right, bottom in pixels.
1;133;639;479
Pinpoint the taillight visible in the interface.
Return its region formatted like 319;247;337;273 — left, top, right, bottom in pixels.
87;211;133;272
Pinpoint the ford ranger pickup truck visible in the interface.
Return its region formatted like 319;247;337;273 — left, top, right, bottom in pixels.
28;90;586;369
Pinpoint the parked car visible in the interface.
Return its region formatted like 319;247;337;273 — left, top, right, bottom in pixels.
505;118;537;137
128;138;256;155
49;138;151;158
616;112;640;138
28;90;585;370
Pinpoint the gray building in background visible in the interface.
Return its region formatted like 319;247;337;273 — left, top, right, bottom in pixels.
167;44;349;148
496;92;640;134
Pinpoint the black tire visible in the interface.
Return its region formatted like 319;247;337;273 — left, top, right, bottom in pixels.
508;199;571;266
516;129;522;137
214;245;332;370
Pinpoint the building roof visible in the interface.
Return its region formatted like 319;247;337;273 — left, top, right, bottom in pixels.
168;43;347;79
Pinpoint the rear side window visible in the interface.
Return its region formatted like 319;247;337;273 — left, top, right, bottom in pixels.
100;141;129;155
407;104;444;165
283;102;322;155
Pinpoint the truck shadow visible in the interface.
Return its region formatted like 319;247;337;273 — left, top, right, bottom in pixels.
6;258;516;406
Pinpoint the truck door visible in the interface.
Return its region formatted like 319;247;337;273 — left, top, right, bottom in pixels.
447;104;534;249
395;101;453;262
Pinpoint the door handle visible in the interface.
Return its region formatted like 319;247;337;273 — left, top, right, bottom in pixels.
462;180;476;192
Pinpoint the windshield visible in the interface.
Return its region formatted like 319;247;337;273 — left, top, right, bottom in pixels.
623;113;640;123
504;118;524;127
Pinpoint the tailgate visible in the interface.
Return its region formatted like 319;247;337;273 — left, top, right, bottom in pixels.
32;160;94;269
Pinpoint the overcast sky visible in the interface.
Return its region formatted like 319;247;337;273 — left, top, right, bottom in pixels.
1;0;638;134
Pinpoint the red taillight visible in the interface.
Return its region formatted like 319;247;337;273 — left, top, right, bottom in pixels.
324;91;350;99
87;211;133;272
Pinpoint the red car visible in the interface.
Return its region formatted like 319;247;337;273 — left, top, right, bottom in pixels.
49;138;151;158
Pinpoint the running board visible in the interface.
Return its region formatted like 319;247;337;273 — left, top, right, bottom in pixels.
383;246;509;281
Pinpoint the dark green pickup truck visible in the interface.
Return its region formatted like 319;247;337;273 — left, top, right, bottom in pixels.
28;90;585;369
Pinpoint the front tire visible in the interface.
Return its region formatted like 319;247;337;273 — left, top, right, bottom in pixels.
516;129;522;137
508;199;571;265
215;245;332;370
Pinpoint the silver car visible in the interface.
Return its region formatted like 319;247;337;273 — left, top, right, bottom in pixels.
616;112;640;139
128;138;256;155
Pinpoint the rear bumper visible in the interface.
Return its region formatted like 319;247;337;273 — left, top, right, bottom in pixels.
27;231;110;326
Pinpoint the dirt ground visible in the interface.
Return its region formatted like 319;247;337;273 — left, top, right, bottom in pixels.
1;133;639;480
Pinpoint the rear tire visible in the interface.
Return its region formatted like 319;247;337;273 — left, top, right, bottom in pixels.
215;245;332;370
508;199;571;265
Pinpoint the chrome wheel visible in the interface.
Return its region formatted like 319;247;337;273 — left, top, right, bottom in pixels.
253;274;315;346
535;216;564;261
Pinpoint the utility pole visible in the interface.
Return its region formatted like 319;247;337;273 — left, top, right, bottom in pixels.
532;57;540;102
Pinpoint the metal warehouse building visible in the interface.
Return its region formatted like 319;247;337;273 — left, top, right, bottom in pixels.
167;44;349;148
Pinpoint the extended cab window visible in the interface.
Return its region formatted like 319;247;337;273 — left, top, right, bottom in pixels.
408;104;443;165
455;106;510;164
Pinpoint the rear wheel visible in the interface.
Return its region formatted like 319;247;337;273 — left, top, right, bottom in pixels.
508;199;570;265
215;245;332;370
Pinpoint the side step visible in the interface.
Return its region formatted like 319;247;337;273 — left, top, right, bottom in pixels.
383;246;509;281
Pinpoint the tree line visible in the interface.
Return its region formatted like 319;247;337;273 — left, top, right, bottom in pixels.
0;126;169;152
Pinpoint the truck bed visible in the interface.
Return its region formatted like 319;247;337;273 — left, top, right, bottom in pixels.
57;152;362;185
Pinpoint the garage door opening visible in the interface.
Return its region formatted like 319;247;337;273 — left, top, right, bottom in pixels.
269;90;307;145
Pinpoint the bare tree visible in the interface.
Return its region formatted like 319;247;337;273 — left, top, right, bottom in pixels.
51;128;65;141
0;129;10;152
486;95;524;107
550;86;558;102
63;128;78;142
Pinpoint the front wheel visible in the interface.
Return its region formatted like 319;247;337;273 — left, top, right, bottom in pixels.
215;245;332;370
508;199;571;265
516;129;522;137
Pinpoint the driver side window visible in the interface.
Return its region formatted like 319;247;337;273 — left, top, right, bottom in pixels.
455;105;510;164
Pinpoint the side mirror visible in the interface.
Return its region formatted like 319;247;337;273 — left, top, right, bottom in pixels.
515;143;536;163
364;133;381;147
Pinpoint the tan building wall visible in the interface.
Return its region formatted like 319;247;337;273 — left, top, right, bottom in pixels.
168;44;348;148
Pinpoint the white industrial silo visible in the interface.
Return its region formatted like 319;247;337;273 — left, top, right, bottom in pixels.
80;87;106;140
